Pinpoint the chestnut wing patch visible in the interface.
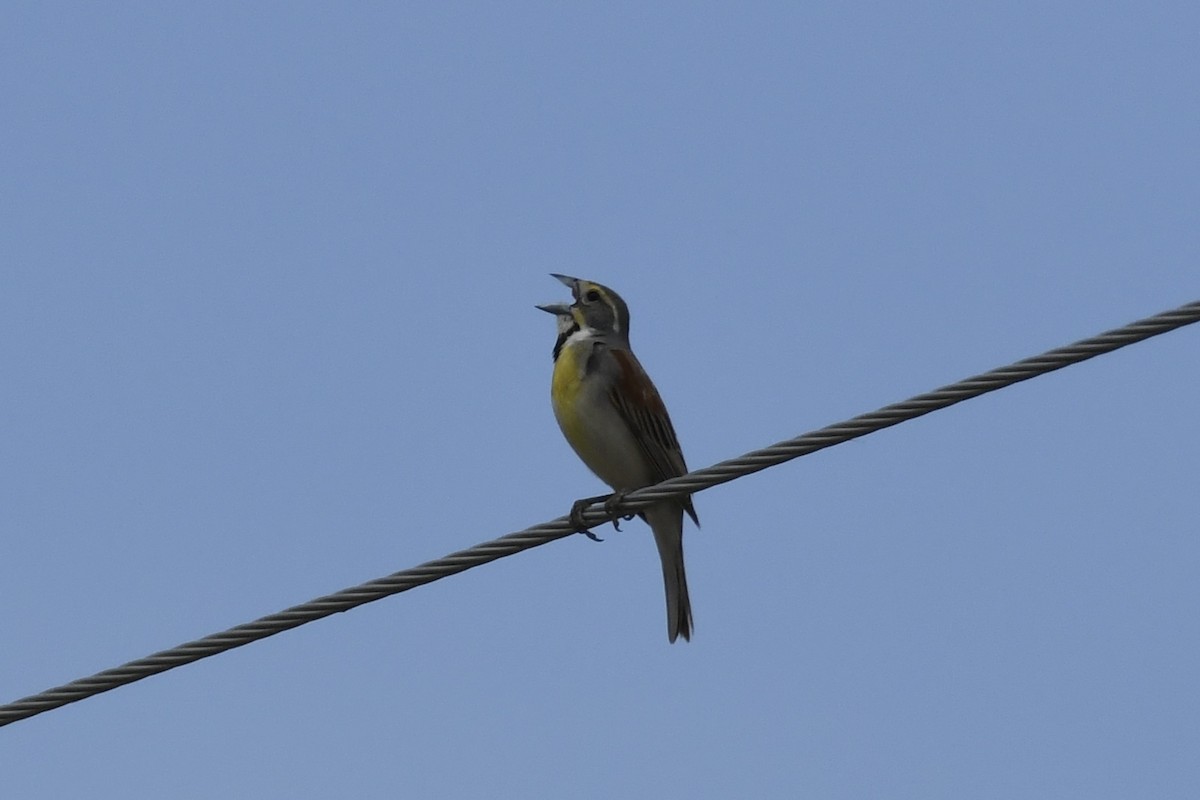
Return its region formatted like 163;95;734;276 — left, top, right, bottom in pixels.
609;349;678;460
607;349;699;525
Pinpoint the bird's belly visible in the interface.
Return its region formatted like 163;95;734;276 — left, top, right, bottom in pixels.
552;383;651;491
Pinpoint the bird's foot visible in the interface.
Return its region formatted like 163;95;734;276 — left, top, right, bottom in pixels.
602;490;633;530
569;494;612;542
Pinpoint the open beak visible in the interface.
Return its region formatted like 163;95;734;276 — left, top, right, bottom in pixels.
535;302;573;316
549;273;580;296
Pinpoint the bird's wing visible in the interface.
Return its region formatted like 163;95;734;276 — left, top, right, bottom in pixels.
606;347;700;526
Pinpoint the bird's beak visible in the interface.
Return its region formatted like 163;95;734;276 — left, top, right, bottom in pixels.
535;302;572;316
550;273;583;301
549;273;580;294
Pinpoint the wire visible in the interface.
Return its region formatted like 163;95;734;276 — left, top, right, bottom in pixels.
2;299;1198;728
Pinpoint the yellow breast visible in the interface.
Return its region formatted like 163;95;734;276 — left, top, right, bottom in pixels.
549;338;650;490
550;341;590;445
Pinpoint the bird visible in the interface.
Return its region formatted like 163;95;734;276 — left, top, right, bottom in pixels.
537;274;699;642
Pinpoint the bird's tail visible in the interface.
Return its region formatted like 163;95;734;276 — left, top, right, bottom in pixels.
644;503;692;643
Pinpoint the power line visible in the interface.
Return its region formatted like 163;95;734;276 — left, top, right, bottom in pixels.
2;299;1198;728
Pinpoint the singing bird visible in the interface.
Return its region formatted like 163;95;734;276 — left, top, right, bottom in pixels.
537;275;699;642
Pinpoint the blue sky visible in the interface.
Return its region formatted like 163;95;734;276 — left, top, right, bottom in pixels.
3;3;1198;797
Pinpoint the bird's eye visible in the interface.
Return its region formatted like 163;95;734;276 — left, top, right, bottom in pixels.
585;289;601;302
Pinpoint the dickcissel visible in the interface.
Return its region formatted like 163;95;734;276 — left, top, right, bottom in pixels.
537;275;699;643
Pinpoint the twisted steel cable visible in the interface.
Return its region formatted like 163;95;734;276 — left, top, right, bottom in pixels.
2;299;1198;728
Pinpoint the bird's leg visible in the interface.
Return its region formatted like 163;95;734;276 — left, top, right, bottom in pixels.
569;494;612;542
603;490;634;530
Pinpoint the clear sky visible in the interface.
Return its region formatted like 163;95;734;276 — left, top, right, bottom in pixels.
3;3;1198;798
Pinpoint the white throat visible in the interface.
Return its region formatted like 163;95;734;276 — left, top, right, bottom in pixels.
564;326;598;347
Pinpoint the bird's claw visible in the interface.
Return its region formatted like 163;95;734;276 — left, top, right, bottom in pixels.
569;497;605;542
568;492;633;540
603;491;630;531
